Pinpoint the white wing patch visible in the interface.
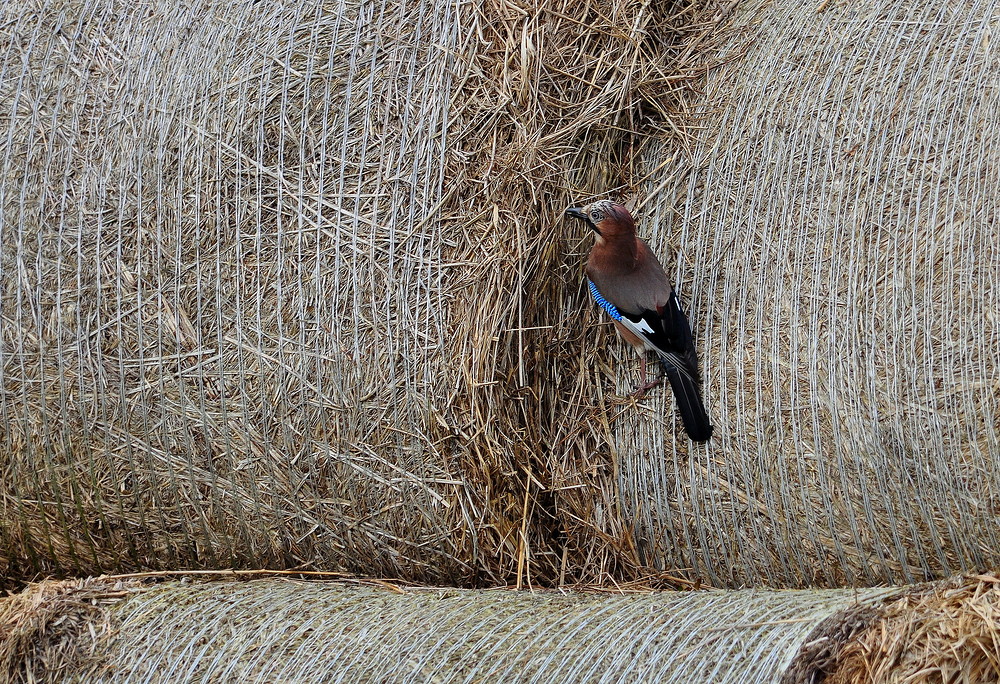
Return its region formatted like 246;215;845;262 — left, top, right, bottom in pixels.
633;318;655;334
618;316;656;349
619;315;695;382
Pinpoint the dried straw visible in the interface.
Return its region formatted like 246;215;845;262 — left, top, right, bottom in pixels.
825;574;1000;684
4;0;995;594
575;0;1000;588
0;0;721;586
0;577;139;682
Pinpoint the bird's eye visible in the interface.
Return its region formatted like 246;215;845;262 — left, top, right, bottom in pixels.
590;209;605;223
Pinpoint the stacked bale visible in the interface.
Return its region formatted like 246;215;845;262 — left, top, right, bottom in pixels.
0;576;893;683
823;574;1000;684
1;0;999;680
1;0;479;582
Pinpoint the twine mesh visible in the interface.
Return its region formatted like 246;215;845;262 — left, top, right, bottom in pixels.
5;576;999;683
3;0;997;592
1;0;482;581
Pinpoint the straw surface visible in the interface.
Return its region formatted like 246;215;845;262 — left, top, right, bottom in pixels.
4;0;996;593
586;0;1000;588
0;577;133;683
6;575;997;683
1;0;480;583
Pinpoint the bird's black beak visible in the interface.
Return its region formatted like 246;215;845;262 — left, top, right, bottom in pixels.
566;206;601;235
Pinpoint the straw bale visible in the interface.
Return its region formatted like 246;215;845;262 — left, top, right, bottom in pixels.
565;0;1000;589
0;0;716;585
0;576;896;683
780;602;881;684
7;0;995;595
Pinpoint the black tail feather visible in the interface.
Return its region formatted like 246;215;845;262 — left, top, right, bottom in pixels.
663;364;713;442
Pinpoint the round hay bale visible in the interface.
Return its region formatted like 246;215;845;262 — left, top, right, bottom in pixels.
1;0;483;583
575;0;1000;588
0;0;697;584
0;578;122;681
0;576;898;683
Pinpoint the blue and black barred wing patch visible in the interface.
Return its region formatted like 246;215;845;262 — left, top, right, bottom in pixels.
588;280;622;322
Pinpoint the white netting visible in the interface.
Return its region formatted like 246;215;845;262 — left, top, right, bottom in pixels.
0;0;702;585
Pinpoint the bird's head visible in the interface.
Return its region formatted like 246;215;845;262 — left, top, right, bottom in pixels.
565;200;635;239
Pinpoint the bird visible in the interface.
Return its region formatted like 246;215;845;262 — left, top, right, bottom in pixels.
567;200;713;442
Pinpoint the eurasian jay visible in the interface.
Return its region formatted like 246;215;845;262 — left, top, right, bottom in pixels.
567;200;714;442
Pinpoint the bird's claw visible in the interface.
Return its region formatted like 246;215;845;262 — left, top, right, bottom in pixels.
629;376;664;398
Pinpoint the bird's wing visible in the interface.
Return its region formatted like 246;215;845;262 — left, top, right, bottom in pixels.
589;279;700;383
618;291;701;383
588;279;623;322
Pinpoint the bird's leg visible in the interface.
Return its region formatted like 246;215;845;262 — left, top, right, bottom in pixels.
630;354;664;397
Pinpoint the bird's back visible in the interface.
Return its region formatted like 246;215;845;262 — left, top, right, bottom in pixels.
586;237;672;314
